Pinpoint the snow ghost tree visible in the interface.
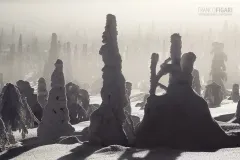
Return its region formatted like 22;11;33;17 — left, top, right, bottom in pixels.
16;80;43;124
37;59;75;142
135;34;233;150
125;81;132;114
65;82;87;124
37;78;48;108
204;82;223;107
43;33;59;88
230;84;240;103
210;42;227;96
0;83;31;144
192;69;201;95
88;14;128;146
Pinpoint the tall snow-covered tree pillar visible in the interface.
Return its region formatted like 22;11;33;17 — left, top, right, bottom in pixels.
88;14;128;146
169;33;182;85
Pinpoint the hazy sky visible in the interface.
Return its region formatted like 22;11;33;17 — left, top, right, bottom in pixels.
0;0;239;33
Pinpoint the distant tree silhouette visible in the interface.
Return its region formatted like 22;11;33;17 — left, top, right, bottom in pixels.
32;37;39;54
82;44;87;56
0;28;3;52
67;42;71;54
57;41;61;53
11;25;15;44
63;42;67;53
210;42;227;96
18;34;22;54
74;44;78;57
43;33;59;88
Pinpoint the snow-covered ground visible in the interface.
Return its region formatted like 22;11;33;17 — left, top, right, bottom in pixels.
1;90;239;160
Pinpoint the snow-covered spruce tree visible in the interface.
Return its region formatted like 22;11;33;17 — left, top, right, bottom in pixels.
88;14;128;146
0;117;9;151
65;82;87;124
0;83;30;144
37;59;75;142
43;33;59;88
16;80;43;124
37;77;48;108
19;93;38;129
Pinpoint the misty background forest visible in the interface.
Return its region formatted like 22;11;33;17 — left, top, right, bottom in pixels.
0;0;240;91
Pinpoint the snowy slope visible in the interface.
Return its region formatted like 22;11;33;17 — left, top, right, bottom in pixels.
1;90;240;160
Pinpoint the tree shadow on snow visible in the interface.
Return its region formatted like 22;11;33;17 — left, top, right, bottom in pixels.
0;137;43;160
118;147;181;160
57;142;102;160
214;113;235;122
